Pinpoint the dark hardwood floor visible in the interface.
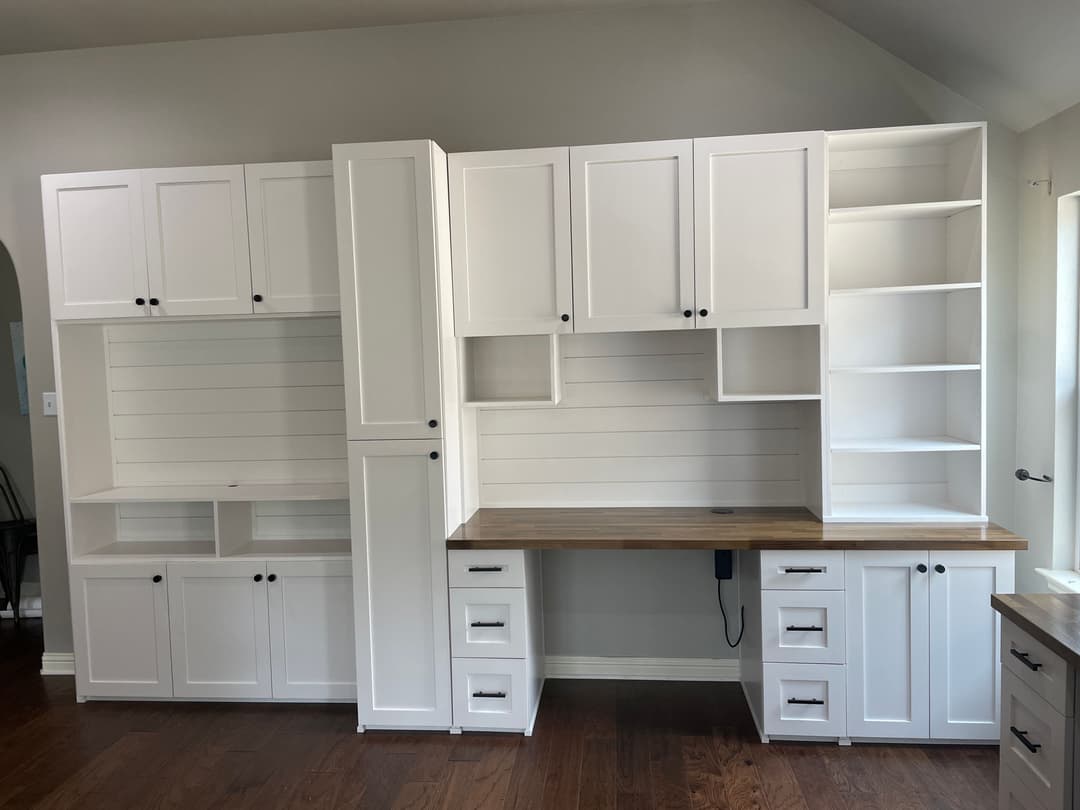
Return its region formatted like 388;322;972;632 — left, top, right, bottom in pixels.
0;620;998;809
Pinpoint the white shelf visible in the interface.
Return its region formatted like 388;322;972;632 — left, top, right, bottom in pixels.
225;539;351;558
830;364;980;375
828;502;987;523
718;394;822;403
464;398;557;409
831;436;980;454
831;282;981;297
78;540;217;559
829;200;981;224
71;482;349;504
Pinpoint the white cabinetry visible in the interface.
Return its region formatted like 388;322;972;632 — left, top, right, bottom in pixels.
246;161;339;313
570;140;695;332
143;166;253;317
449;148;572;336
694;131;825;327
70;563;172;698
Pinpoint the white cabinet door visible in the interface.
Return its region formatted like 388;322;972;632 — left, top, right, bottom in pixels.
348;440;451;729
846;551;930;739
570;140;695;333
267;559;356;700
449;148;572;336
245;161;339;314
334;142;444;440
694;132;825;327
70;563;172;698
143;165;253;316
167;560;272;699
42;170;151;320
929;551;1014;740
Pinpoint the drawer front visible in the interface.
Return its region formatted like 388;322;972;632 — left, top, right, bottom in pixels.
999;764;1052;810
762;662;846;738
452;657;528;731
448;550;526;589
1003;619;1071;717
450;588;527;659
760;551;845;591
762;590;846;665
1001;670;1071;810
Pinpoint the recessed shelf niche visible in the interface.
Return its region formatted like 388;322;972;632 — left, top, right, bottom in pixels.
71;501;216;559
461;334;560;407
719;326;821;400
217;500;351;558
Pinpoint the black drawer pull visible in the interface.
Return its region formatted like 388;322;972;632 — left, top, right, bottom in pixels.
467;566;503;573
783;567;825;574
1010;726;1041;754
787;698;825;705
1010;649;1042;671
472;691;507;699
786;625;824;632
470;621;506;628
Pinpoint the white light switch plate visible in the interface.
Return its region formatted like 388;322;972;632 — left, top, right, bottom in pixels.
42;392;58;416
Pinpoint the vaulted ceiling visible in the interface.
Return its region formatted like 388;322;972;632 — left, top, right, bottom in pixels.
3;0;1078;131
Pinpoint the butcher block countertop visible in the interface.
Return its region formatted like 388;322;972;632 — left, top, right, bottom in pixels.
992;593;1080;667
447;507;1027;551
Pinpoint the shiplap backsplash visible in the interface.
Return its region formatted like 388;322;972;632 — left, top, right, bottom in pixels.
477;330;816;507
105;318;347;486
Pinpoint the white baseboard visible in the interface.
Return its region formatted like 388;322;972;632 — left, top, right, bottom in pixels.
40;652;75;676
545;655;740;682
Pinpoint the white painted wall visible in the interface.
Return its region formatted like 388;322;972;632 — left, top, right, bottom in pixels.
0;0;1013;657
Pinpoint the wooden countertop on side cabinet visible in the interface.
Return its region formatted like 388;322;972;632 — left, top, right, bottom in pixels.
992;593;1080;667
446;507;1027;551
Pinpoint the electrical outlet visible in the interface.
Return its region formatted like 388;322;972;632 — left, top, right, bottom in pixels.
42;392;58;416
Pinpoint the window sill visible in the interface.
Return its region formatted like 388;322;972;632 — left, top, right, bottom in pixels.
1035;568;1080;594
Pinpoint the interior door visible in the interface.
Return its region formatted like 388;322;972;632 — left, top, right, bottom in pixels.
143;165;253;316
42;170;151;320
449;147;573;336
167;560;272;699
846;550;930;739
348;440;451;729
245;161;339;313
570;140;695;333
70;563;172;698
694;131;825;326
267;559;356;700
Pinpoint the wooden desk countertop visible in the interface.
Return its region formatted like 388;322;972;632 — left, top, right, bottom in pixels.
446;507;1027;551
992;593;1080;667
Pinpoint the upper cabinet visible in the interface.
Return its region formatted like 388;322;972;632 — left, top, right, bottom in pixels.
570;140;695;333
143;166;253;317
246;161;339;314
449;148;572;336
694;131;825;327
43;170;152;320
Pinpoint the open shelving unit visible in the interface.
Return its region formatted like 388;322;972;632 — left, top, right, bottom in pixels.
824;123;986;522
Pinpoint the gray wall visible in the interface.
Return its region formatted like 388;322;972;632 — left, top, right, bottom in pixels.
0;0;1010;657
0;244;35;513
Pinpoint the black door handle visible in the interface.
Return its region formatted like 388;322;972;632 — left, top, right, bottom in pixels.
467;566;503;573
253;574;263;582
470;621;506;628
787;698;825;705
252;294;263;302
135;297;146;306
471;691;506;699
785;625;824;632
916;563;928;573
1010;726;1041;754
152;574;162;583
148;297;160;306
560;313;570;322
1010;649;1042;671
267;574;277;583
783;567;825;574
934;564;946;574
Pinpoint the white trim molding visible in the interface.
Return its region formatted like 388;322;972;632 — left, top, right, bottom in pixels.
1036;568;1080;593
545;655;740;682
40;652;76;676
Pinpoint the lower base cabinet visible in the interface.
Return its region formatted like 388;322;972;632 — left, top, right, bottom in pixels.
70;559;355;701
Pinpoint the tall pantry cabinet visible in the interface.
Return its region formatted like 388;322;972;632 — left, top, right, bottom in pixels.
333;141;463;731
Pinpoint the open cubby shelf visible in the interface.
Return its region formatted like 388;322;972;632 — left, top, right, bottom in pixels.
718;326;821;399
462;334;560;407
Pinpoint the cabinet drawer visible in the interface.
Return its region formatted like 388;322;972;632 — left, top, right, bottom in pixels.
1001;670;1071;810
762;662;846;738
450;588;527;659
760;551;845;590
762;590;846;664
448;550;526;588
1003;620;1072;717
999;764;1052;810
451;658;528;731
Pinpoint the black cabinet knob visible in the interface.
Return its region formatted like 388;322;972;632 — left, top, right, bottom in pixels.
148;297;160;306
428;419;438;428
267;574;277;583
152;574;162;583
916;563;927;573
934;564;946;574
683;310;692;318
253;294;263;302
430;451;439;460
135;297;146;306
560;313;570;322
699;309;709;317
253;574;264;583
